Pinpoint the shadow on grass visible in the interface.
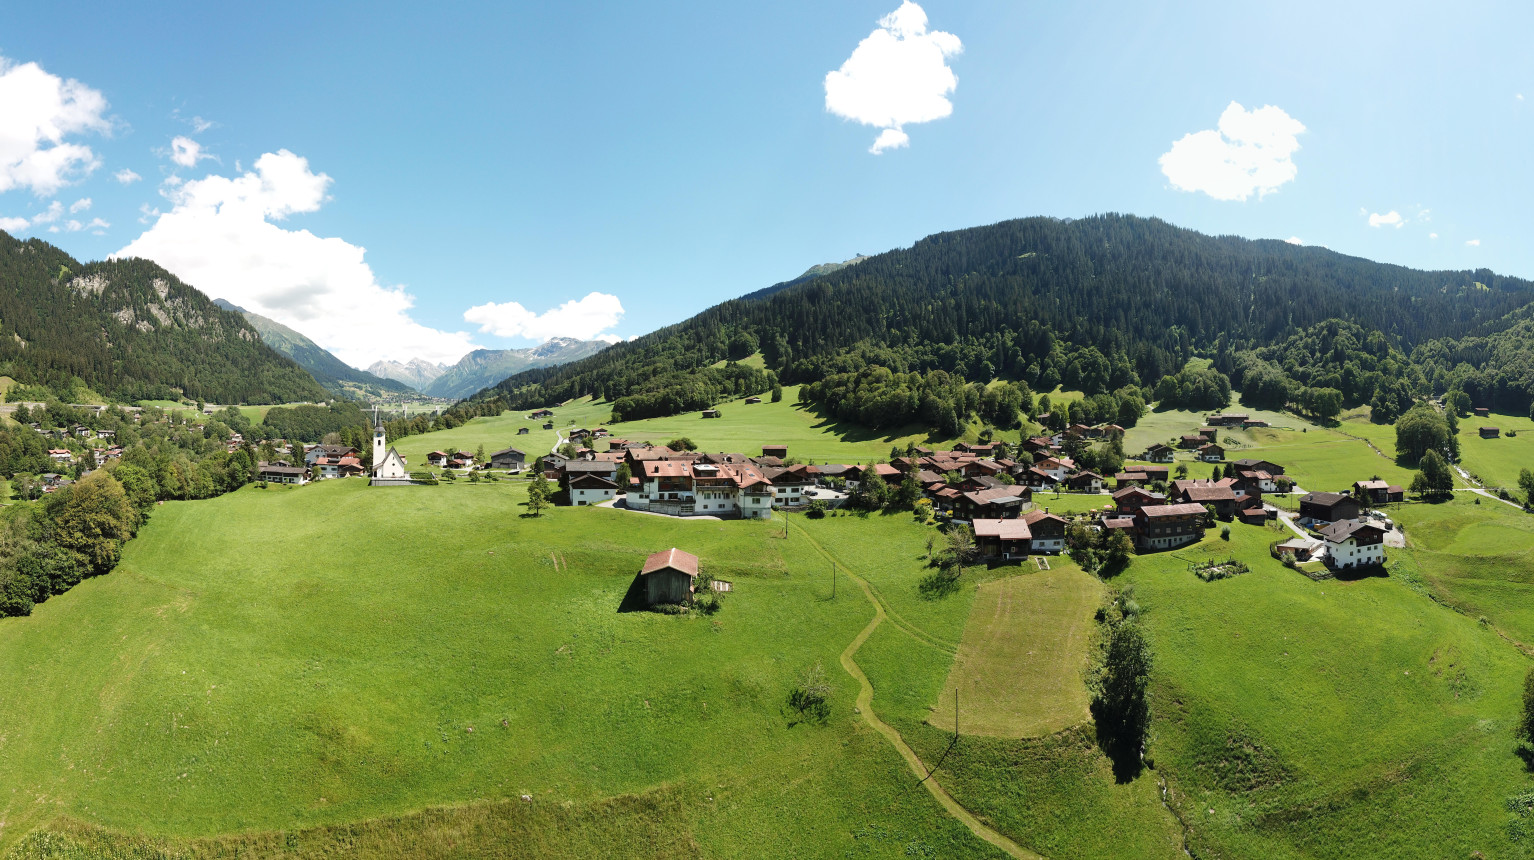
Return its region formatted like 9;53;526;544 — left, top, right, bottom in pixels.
792;403;953;447
1089;703;1145;784
616;573;649;613
1517;744;1534;773
1332;564;1389;582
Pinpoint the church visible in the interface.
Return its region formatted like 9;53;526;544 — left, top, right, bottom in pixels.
369;413;413;486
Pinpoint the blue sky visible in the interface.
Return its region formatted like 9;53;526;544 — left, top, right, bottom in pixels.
1;1;1531;367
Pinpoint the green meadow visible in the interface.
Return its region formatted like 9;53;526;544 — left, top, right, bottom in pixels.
1455;409;1534;492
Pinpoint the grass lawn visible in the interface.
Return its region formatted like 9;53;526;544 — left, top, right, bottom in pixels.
1454;409;1534;492
930;564;1104;738
1114;520;1534;859
1390;495;1534;645
0;480;1004;858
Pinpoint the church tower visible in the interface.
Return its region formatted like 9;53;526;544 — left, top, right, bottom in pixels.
372;408;387;467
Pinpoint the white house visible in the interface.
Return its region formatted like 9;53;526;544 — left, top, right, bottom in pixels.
568;474;618;506
1319;519;1387;570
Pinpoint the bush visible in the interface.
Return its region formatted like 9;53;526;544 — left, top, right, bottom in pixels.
788;661;832;725
806;499;828;519
1220;525;1231;540
918;568;961;599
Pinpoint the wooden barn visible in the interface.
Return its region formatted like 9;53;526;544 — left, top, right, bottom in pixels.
641;548;699;606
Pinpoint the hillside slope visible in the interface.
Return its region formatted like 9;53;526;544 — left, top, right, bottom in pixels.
476;214;1534;418
0;231;325;404
212;300;415;399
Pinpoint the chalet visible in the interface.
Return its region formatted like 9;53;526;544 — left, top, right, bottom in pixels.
1231;458;1284;476
305;444;359;466
744;396;762;404
1274;538;1319;562
762;444;788;459
1352;480;1404;504
1299;492;1360;525
562;460;620;486
1178;484;1238;519
542;422;555;430
873;463;903;485
1234;470;1278;493
529;409;554;418
48;449;72;463
629;458;773;518
641;548;699;606
608;439;632;451
1134;503;1208;551
1021;509;1068;553
761;464;815;506
1197;443;1225;462
1480;426;1500;438
754;455;785;468
1022;467;1058;490
1474;407;1491;418
1113;486;1164;513
1137;465;1170;483
954;486;1032;520
426;451;450;467
973;518;1032;560
517;427;530;435
568;474;618;506
1114;471;1150;488
1021;437;1056;456
817;464;862;487
1237;504;1268;525
1179;434;1206;450
1142;443;1175;463
489;447;526;471
1197;427;1219;441
1064;471;1104;493
1035;457;1074;481
957;475;1005;492
953;442;998;457
1241;419;1269;428
1100;515;1136;533
72;425;92;438
257;461;307;485
701;409;722;419
1318;520;1387;570
1206;413;1249;426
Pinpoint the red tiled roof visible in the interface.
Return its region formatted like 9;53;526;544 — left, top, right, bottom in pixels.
641;547;699;577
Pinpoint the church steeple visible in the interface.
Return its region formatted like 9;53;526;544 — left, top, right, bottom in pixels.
372;407;386;468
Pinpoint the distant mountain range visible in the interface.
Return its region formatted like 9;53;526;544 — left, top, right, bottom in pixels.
212;300;417;401
369;338;611;399
0;230;325;404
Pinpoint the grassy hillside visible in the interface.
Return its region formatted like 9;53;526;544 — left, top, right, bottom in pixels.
0;480;1008;858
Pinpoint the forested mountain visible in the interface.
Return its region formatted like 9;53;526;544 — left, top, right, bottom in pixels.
471;214;1534;423
0;231;326;404
367;358;447;390
737;255;870;302
423;338;610;399
211;300;414;400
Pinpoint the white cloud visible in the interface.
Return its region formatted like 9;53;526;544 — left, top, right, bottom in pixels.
69;197;90;213
114;168;140;184
116;150;479;367
168;135;211;168
1466;239;1481;247
1285;236;1304;245
0;55;110;197
824;1;962;154
1159;102;1305;201
30;200;64;224
463;292;625;342
1518;93;1525;101
0;216;28;232
1429;232;1439;240
1367;210;1404;228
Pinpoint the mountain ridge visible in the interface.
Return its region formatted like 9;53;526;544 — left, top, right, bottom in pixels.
212;299;417;400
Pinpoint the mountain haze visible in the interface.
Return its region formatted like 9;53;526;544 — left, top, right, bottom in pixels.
0;230;325;404
212;299;416;400
423;338;610;399
367;358;446;391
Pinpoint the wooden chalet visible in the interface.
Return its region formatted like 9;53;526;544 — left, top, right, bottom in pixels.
1177;484;1238;519
1197;443;1225;462
1134;503;1208;551
1352;480;1404;504
1318;520;1387;569
1142;443;1175;463
761;444;788;459
1480;426;1500;438
1299;492;1361;525
1021;509;1068;553
1113;486;1164;513
973;518;1032;560
701;409;722;419
489;447;526;471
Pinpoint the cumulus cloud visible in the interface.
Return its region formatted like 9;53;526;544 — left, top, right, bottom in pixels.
116;150;479;367
824;1;962;154
463;292;625;342
114;168;140;184
1367;210;1404;228
31;200;64;224
1159;102;1305;201
168;135;211;168
1285;236;1304;245
0;55;110;197
1466;239;1481;247
1429;232;1439;240
69;197;90;213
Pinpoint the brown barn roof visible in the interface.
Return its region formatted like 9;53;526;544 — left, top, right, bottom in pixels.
641;548;699;577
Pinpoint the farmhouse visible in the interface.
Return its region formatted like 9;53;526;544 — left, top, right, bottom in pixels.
1299;491;1360;525
1206;413;1249;426
1142;443;1174;462
1022;509;1068;553
761;444;788;459
1231;458;1285;475
1064;471;1103;492
568;474;618;506
1319;519;1387;570
1179;434;1206;449
48;449;72;463
1177;484;1238;519
489;447;526;471
641;548;699;606
626;459;773;518
1352;479;1404;504
1134;503;1208;551
954;486;1032;520
529;409;554;419
973;518;1031;559
426;451;450;466
1197;443;1225;462
257;461;307;485
1114;486;1165;513
1115;470;1150;488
